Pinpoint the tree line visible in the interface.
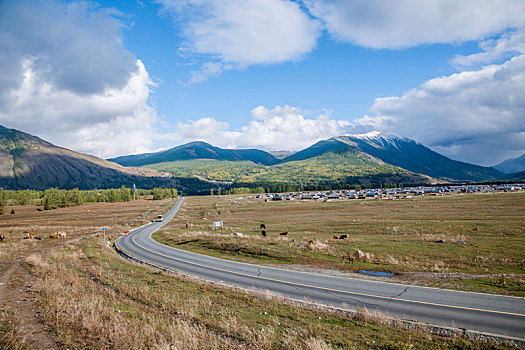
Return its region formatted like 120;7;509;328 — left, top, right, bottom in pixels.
0;187;178;213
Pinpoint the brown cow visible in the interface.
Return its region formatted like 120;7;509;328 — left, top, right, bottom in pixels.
341;249;367;263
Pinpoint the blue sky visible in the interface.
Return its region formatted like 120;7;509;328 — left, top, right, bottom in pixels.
1;0;524;166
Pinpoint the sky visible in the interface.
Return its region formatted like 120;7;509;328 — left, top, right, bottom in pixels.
1;0;524;166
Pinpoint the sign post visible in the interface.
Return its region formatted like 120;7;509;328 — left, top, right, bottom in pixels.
213;221;223;233
102;227;107;241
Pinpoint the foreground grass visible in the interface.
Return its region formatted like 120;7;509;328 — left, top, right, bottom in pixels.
0;199;173;349
23;237;513;349
154;192;525;296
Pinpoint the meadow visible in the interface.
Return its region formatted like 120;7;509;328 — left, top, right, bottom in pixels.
154;191;525;296
0;197;515;349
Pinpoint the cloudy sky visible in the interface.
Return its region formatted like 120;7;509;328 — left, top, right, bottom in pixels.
1;0;524;166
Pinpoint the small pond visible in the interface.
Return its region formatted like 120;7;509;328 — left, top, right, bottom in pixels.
358;270;395;278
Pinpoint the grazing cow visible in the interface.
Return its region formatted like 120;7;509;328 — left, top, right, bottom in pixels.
260;223;266;229
333;234;338;239
500;273;506;287
341;249;367;263
307;240;314;249
0;234;5;241
354;249;366;261
261;230;267;238
338;234;349;239
279;232;289;236
57;232;67;238
473;227;478;231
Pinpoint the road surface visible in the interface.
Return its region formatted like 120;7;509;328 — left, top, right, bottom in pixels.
116;198;525;339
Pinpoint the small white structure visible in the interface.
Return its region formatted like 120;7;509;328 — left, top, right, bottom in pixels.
213;221;223;232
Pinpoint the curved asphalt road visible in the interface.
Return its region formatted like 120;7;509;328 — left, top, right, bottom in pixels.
117;198;525;339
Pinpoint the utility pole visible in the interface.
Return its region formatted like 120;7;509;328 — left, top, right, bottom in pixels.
133;183;136;200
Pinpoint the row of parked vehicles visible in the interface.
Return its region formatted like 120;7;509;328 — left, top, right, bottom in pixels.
257;183;524;201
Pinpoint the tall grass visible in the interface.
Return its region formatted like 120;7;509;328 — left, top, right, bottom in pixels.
22;238;516;349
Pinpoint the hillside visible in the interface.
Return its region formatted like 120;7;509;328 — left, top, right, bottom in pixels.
494;153;525;174
502;170;525;181
144;151;433;191
110;141;279;167
0;125;178;190
282;132;502;182
236;151;432;188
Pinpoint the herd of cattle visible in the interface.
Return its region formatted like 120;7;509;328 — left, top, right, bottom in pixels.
257;183;524;202
0;231;67;241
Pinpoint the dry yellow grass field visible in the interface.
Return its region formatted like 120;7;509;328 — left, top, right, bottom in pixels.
154;191;525;296
1;197;516;349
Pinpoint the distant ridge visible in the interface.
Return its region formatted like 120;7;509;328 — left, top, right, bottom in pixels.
0;125;177;190
494;153;525;174
281;132;501;182
109;141;279;166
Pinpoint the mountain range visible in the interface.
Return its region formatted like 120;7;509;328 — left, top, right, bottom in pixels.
110;141;279;167
110;131;502;183
1;125;521;192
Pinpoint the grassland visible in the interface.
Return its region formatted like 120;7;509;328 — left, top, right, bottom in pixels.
0;199;172;272
154;191;525;296
1;197;515;349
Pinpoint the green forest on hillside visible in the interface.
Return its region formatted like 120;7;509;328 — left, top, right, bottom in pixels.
143;152;430;193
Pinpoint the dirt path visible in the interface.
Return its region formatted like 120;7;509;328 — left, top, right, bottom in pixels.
0;235;96;349
1;259;65;350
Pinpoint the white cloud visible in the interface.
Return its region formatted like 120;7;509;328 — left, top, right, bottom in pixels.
187;62;233;85
357;55;525;165
305;0;525;49
452;29;525;68
168;105;361;151
157;0;320;82
0;0;157;158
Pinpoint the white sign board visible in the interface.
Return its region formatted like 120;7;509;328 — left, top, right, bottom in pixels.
213;221;223;228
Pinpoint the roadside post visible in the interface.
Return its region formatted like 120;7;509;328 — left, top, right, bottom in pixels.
102;227;107;241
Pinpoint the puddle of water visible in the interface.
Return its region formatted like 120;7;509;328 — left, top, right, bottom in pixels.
358;270;395;278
